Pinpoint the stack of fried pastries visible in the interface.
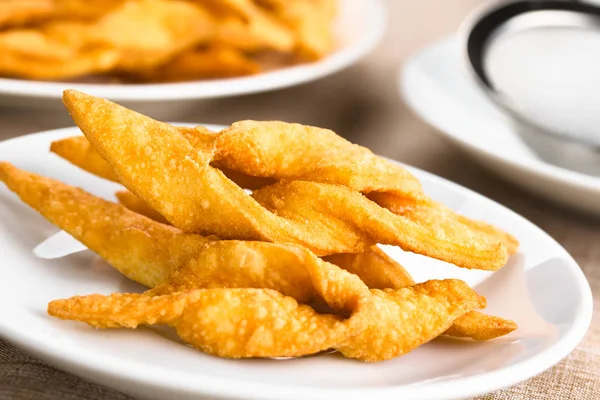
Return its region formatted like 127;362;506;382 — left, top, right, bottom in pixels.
0;90;519;361
0;0;336;81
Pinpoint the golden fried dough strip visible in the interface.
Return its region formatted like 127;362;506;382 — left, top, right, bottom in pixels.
0;0;125;29
209;0;295;52
153;235;515;340
212;121;517;253
0;0;54;29
255;0;337;59
62;90;507;269
133;46;260;82
53;0;126;21
87;0;216;71
51;135;274;190
0;162;210;287
0;49;119;80
114;190;169;225
337;280;486;361
444;311;518;341
324;246;414;290
181;120;516;253
0;25;120;80
157;240;515;342
48;289;372;358
214;120;423;198
51;136;119;182
368;192;519;256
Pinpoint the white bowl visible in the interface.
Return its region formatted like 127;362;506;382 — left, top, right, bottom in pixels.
401;36;600;216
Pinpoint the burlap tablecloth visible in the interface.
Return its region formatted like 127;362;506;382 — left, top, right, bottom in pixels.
1;1;598;399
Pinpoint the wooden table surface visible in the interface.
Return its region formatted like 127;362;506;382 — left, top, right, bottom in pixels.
0;1;598;399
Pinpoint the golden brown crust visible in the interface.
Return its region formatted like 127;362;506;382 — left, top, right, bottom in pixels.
214;120;423;197
51;136;119;182
48;288;371;359
115;190;170;225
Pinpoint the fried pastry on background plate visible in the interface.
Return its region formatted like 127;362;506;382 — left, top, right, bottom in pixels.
132;46;260;82
0;0;338;81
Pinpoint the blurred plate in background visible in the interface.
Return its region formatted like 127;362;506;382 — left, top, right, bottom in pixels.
401;37;600;216
0;0;385;117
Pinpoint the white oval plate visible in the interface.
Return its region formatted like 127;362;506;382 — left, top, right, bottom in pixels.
0;0;385;109
401;36;600;216
0;127;592;400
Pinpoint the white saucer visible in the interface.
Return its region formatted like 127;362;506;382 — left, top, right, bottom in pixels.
401;36;600;216
0;127;592;400
0;0;385;114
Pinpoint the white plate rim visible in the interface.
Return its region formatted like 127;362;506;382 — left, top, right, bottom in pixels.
399;36;600;193
0;126;593;400
0;0;386;102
